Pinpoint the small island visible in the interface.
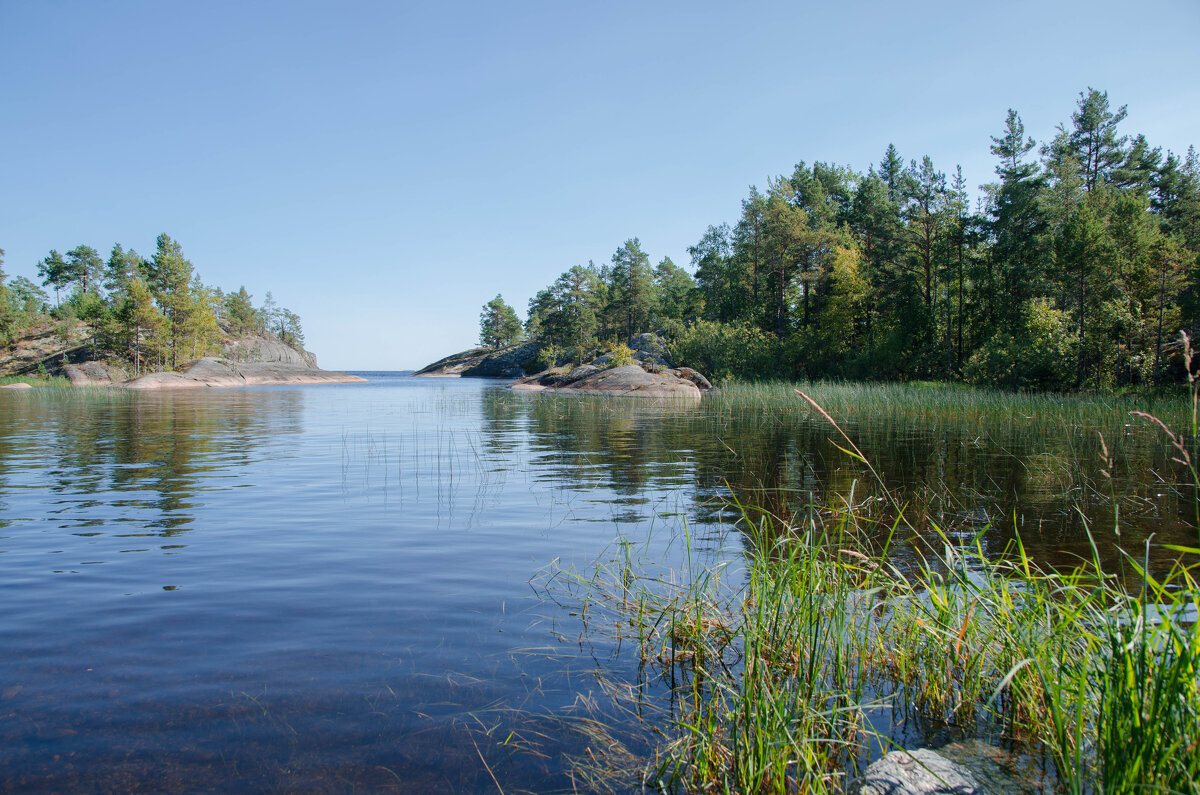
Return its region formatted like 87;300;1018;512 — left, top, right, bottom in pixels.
416;332;714;399
0;234;363;389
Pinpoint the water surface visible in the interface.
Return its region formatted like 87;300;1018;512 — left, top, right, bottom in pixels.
0;375;1191;791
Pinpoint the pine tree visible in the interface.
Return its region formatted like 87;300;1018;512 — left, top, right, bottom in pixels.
478;294;522;348
653;256;699;323
690;224;735;322
38;250;70;306
118;278;165;374
148;234;195;369
987;109;1048;335
225;287;258;336
65;245;104;294
608;238;654;340
1064;88;1129;193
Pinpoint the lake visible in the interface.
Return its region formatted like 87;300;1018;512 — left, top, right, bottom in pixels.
0;374;1192;792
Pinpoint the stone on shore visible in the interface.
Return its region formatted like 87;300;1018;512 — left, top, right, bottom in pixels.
513;364;702;400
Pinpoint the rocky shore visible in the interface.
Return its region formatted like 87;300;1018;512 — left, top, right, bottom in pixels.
417;333;714;399
119;358;366;389
2;327;364;390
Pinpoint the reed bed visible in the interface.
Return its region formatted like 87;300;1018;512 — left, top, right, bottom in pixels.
538;380;1200;793
0;373;73;388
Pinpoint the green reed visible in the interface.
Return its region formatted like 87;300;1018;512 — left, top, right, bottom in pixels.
0;373;73;388
540;378;1200;793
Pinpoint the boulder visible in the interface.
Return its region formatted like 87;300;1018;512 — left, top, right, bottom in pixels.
629;332;675;367
0;382;33;390
670;367;713;391
463;339;544;377
61;361;130;386
850;748;980;795
513;364;701;400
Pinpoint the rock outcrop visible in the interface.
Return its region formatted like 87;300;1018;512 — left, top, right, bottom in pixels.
417;334;713;400
61;361;130;386
122;357;365;390
414;340;544;378
224;334;318;369
512;364;703;399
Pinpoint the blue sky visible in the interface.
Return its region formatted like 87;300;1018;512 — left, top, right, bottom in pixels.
2;0;1198;370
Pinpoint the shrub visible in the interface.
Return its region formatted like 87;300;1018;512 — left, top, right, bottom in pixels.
965;299;1077;390
604;342;635;368
671;320;780;382
534;342;561;372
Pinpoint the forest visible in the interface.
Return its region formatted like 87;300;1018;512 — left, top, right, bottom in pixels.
0;233;303;374
483;89;1200;390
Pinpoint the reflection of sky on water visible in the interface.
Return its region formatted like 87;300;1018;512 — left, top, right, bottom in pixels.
0;376;1192;791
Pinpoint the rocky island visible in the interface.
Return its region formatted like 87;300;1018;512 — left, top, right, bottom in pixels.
1;322;363;390
416;333;713;400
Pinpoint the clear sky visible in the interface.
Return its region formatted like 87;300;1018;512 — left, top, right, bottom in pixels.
2;0;1198;370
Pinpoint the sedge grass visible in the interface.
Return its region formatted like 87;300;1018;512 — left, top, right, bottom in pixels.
538;377;1200;793
0;373;73;388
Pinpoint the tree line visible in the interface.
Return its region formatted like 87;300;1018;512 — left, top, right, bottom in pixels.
0;234;304;374
480;89;1199;389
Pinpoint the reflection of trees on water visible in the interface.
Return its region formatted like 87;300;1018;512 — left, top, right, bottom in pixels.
477;391;1194;566
0;391;303;534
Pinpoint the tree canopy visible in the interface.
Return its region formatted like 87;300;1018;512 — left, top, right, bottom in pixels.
491;89;1199;390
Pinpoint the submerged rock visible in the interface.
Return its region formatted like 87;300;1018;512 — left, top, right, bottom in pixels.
851;742;1037;795
851;748;981;795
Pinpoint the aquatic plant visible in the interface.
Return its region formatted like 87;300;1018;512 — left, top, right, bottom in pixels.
537;381;1200;793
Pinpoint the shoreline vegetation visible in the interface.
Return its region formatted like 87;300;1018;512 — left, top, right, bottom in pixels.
0;234;363;389
534;383;1200;793
463;88;1198;397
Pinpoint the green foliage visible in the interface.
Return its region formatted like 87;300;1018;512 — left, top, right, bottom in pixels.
479;293;522;349
494;87;1198;393
602;341;635;368
608;238;654;340
116;277;165;374
37;249;70;305
965;298;1077;389
225;286;258;336
670;320;779;382
533;341;560;372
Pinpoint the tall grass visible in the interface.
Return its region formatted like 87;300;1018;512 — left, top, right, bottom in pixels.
540;370;1200;792
0;373;73;388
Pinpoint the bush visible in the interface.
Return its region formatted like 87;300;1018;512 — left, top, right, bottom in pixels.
604;342;635;368
533;342;561;372
965;299;1077;390
670;320;780;382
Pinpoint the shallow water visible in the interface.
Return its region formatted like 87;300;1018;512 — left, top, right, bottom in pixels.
0;375;1191;791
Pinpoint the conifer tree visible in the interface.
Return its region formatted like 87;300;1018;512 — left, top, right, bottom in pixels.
608;238;654;341
118;277;164;374
478;294;522;348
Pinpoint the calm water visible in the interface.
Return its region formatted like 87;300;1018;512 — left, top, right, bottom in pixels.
0;375;1192;792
